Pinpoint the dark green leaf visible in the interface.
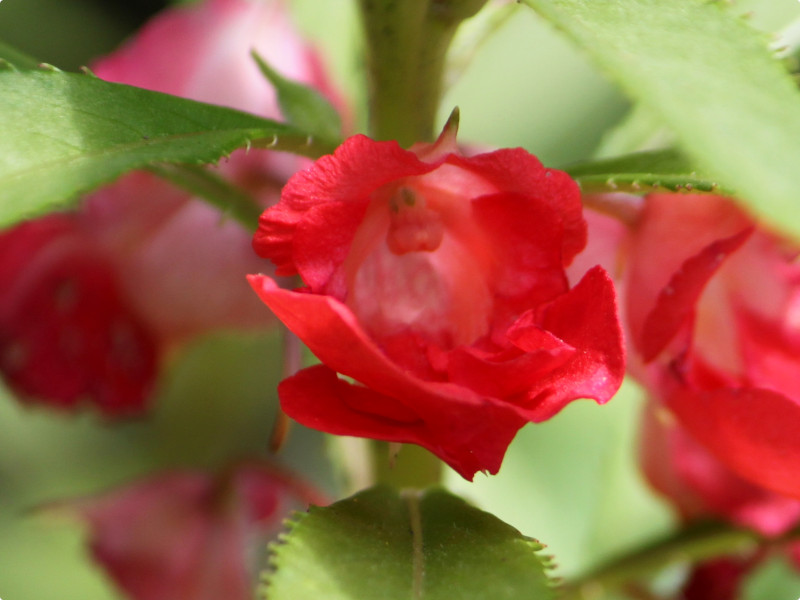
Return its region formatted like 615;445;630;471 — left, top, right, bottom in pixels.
252;51;342;144
564;149;727;195
0;69;337;228
523;0;800;238
0;39;40;70
264;486;555;600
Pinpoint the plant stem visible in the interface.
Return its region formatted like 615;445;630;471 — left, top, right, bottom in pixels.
268;325;303;452
357;0;488;145
558;521;764;599
369;440;443;489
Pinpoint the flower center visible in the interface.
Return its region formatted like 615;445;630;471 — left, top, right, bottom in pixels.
342;179;494;356
386;187;444;255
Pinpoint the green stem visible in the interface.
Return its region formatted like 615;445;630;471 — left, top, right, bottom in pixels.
357;0;488;145
559;521;768;599
369;440;443;489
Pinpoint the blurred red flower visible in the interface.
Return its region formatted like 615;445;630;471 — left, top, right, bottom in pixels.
249;123;624;479
622;193;800;501
0;216;158;415
0;0;341;415
62;463;326;600
576;193;800;598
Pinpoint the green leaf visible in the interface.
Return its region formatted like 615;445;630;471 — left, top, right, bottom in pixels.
0;39;40;70
743;555;800;600
252;51;343;144
264;486;555;600
523;0;800;239
564;148;727;195
0;69;337;228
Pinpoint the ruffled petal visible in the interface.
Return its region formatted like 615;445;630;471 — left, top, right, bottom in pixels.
516;266;625;420
249;276;527;478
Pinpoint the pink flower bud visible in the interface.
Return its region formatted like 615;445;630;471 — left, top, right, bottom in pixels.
60;463;326;600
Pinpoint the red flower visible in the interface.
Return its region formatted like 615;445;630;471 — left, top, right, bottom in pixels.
0;0;342;414
60;463;326;600
610;192;800;500
249;124;624;479
0;216;158;415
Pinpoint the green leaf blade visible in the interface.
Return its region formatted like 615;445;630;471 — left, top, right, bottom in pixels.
524;0;800;238
264;486;555;600
0;70;335;227
252;51;343;144
417;488;553;600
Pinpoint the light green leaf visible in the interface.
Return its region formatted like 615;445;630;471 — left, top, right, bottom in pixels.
264;486;555;600
523;0;800;238
252;51;343;144
565;149;727;195
743;555;800;600
0;69;337;228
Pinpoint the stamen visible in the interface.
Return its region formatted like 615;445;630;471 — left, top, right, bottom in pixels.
387;187;444;255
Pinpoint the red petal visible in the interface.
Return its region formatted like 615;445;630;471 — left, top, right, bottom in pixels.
446;338;575;401
0;217;158;416
279;365;523;479
668;385;800;500
447;149;586;263
515;266;625;420
253;136;431;275
639;229;750;362
249;275;526;478
471;192;569;322
683;557;756;600
640;402;800;535
67;464;320;600
627;194;752;360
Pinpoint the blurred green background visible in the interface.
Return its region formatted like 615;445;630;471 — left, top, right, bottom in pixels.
2;0;800;598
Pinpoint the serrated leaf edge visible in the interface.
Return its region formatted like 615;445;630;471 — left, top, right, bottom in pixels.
259;508;314;599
